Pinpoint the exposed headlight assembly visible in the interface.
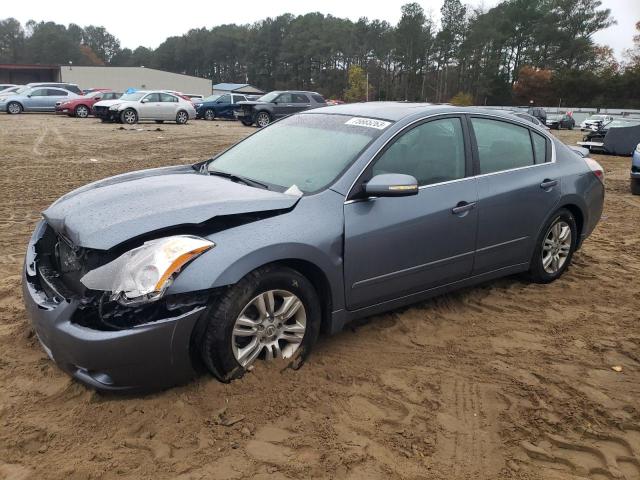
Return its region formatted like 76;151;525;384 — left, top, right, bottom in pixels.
81;235;214;305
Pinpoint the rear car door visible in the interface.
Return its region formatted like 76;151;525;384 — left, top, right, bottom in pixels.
139;93;161;119
470;116;561;274
291;93;312;113
344;116;478;310
46;89;70;111
159;93;179;119
215;94;233;118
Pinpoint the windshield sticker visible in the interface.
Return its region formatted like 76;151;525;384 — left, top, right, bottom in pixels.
345;117;391;130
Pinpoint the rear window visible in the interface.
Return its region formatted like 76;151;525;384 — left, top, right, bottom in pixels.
311;94;325;103
471;118;535;174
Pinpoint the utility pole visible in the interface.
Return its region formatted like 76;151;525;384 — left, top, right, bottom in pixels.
366;72;369;102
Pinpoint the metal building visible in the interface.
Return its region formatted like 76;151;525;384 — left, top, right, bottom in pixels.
59;66;212;95
212;83;264;96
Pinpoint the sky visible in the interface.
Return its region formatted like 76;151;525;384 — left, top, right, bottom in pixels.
5;0;639;60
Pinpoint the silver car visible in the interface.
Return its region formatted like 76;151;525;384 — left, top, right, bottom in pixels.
0;86;80;114
92;90;196;125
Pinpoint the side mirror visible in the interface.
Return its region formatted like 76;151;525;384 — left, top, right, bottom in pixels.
141;98;149;103
364;174;419;197
94;97;101;101
27;94;32;98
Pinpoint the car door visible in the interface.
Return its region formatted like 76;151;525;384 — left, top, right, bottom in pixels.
24;88;48;110
159;93;179;119
46;89;70;111
470;116;561;275
227;95;246;118
215;94;233;118
343;116;478;310
138;93;161;119
291;93;312;113
273;93;293;118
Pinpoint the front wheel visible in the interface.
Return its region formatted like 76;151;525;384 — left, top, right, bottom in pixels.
7;102;22;114
120;108;138;125
631;178;640;195
74;105;89;118
256;111;271;128
176;110;189;125
204;108;215;121
199;265;321;382
528;209;577;283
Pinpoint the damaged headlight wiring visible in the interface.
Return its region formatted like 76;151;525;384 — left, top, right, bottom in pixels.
80;235;214;305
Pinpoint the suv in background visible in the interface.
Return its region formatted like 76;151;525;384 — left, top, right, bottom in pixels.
27;82;83;95
527;106;547;123
235;90;326;127
196;93;248;120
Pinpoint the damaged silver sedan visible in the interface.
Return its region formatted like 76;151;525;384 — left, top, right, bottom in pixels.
23;104;604;391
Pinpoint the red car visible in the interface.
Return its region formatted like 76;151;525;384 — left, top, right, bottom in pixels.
55;90;122;118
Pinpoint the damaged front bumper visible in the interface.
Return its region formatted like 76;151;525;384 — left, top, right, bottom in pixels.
21;223;207;392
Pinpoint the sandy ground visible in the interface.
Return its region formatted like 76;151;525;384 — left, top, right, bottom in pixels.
0;114;639;480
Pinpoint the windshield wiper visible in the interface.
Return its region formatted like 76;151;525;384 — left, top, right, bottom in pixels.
208;169;269;190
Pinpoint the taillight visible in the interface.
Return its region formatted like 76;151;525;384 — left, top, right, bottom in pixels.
584;157;605;183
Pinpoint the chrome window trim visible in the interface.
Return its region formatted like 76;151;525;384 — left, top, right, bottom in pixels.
344;111;557;204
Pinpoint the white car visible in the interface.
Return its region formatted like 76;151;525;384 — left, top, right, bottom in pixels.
580;114;613;131
92;90;196;125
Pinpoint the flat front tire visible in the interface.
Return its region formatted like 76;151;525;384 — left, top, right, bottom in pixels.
198;265;321;382
528;208;577;283
241;119;253;126
631;178;640;195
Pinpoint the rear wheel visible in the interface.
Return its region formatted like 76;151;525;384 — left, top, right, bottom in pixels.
121;108;138;125
204;108;215;121
199;265;321;381
7;102;22;114
631;178;640;195
256;111;271;128
176;110;189;125
528;208;577;283
155;120;164;124
241;119;253;126
74;104;89;118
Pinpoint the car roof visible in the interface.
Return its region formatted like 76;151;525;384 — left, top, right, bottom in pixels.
305;102;523;122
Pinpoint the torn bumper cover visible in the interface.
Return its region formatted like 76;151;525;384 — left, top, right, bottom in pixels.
22;223;207;391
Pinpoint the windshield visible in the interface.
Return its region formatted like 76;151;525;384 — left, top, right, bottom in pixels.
208;114;388;193
203;94;221;102
605;119;640;129
120;92;145;101
587;115;607;121
257;91;281;103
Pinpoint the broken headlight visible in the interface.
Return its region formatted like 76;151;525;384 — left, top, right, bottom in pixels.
80;235;214;305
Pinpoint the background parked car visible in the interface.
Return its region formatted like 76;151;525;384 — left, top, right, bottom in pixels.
234;90;326;127
56;90;122;118
0;84;16;92
632;143;640;195
26;82;83;95
93;90;196;124
546;113;575;130
196;93;248;120
185;94;204;103
0;87;80;114
0;85;22;96
526;106;547;123
580;114;614;131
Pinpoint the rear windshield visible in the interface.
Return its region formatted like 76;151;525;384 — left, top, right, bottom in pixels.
208;113;390;193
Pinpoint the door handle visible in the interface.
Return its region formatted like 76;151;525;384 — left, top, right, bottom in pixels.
540;179;558;189
451;201;476;215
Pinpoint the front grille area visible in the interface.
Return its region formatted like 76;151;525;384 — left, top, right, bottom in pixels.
93;106;112;119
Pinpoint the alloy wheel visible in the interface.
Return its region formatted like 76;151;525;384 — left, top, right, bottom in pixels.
123;110;137;124
177;111;188;124
542;220;572;274
76;105;89;118
204;109;215;120
256;112;270;128
231;289;306;368
7;102;21;114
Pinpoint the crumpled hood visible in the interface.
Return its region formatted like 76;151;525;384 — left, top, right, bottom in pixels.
42;165;300;250
93;99;123;108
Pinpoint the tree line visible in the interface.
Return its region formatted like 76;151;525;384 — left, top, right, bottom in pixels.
1;0;639;107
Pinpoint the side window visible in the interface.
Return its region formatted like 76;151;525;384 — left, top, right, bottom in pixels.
30;89;47;97
48;89;67;96
292;93;309;103
276;93;292;103
143;93;160;102
531;131;548;164
311;94;325;103
232;95;246;103
471;118;534;174
160;93;177;102
372;117;466;187
218;94;231;103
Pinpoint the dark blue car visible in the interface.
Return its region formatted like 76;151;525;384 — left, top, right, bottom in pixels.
195;93;248;120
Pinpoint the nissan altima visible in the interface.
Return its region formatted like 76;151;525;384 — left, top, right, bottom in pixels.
22;103;605;391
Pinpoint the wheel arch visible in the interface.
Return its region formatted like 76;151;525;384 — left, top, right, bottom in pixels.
6;100;23;112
